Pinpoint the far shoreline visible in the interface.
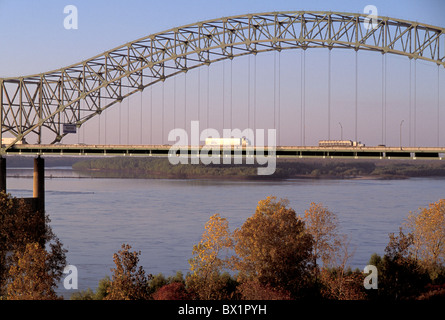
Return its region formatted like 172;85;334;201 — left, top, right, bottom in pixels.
5;156;445;181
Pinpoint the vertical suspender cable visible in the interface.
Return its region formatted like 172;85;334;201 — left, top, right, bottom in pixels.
207;65;210;130
198;67;201;130
278;51;281;146
184;71;187;133
98;91;101;145
104;99;107;145
248;55;250;131
230;59;233;130
437;65;440;146
173;76;176;138
301;49;306;146
384;55;387;145
300;50;303;145
222;61;225;130
274;51;276;134
381;54;385;145
254;54;257;135
82;100;85;143
150;85;153;145
98;113;101;144
140;90;143;144
119;93;122;144
162;81;165;145
409;59;412;147
355;50;358;143
304;50;306;146
414;59;417;147
127;85;130;144
78;105;81;144
328;49;331;140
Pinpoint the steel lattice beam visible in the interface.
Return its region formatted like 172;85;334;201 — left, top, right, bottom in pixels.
1;11;444;153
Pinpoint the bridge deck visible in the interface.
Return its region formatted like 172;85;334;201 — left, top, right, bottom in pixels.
3;144;445;160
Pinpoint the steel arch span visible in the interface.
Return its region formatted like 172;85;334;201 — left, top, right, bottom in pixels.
1;11;444;152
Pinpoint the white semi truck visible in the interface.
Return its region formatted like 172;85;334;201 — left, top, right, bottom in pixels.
1;137;25;146
205;137;250;147
318;140;365;147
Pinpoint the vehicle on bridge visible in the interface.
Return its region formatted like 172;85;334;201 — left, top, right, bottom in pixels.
318;140;365;147
1;137;26;146
205;137;250;147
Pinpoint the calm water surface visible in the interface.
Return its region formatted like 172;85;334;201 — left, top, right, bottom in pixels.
6;167;445;296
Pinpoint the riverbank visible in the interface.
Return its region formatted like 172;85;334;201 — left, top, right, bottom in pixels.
70;157;445;180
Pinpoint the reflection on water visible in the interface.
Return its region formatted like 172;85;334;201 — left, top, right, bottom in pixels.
5;167;445;297
8;167;92;178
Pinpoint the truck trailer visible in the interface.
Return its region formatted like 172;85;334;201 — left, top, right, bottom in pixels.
1;137;25;146
318;140;365;147
205;137;250;147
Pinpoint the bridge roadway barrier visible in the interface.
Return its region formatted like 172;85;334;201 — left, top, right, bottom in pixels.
2;144;445;160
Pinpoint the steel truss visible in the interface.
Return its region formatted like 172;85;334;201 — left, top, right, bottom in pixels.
1;11;444;152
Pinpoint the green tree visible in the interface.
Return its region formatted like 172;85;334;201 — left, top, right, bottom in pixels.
367;229;430;300
105;244;151;300
70;276;110;300
233;196;314;298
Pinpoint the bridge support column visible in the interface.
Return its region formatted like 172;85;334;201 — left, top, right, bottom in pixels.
0;157;6;193
33;156;45;214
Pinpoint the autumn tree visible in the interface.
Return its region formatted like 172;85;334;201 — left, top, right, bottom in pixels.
317;236;365;300
6;242;63;300
236;280;291;300
302;202;344;269
404;199;445;278
318;267;366;300
148;271;185;297
302;202;361;298
0;191;66;297
187;214;235;299
152;282;188;300
233;196;314;298
105;244;151;300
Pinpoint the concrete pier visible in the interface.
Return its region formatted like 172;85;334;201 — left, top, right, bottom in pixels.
0;156;45;214
0;157;5;193
33;156;45;214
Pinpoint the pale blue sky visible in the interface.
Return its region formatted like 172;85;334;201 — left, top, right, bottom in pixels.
0;0;443;77
0;0;444;147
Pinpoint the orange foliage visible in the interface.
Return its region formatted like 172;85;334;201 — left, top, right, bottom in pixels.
152;282;189;300
237;280;291;300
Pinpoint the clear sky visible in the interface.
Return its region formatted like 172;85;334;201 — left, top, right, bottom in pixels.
0;0;444;147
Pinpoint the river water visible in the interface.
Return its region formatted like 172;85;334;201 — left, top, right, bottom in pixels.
5;166;445;297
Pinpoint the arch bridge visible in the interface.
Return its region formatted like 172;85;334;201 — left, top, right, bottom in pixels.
1;11;444;154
